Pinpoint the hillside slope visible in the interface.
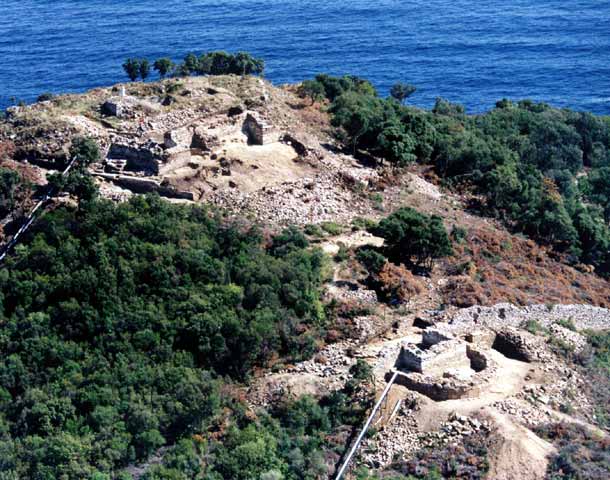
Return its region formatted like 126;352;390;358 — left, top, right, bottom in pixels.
0;75;609;480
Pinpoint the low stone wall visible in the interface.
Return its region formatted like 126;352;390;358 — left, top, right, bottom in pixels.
466;345;488;372
393;372;481;401
164;126;193;149
422;328;453;348
398;339;470;376
438;303;610;332
107;142;164;175
392;349;497;401
465;329;496;349
93;173;194;200
243;113;279;145
491;327;543;362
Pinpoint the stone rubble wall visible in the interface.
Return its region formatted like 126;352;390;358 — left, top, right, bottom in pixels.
440;303;610;331
422;328;453;348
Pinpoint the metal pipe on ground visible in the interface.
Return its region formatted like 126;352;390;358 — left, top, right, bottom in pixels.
335;371;399;480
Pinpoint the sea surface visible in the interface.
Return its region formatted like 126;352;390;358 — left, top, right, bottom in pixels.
1;0;609;113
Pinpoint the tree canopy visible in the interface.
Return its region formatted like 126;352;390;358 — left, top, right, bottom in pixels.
390;82;417;104
0;195;328;477
374;207;453;269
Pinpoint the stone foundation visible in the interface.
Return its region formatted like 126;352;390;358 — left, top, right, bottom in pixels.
243;112;279;145
398;339;470;376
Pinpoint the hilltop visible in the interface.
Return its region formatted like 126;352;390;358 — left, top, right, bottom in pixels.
2;75;609;307
0;74;609;480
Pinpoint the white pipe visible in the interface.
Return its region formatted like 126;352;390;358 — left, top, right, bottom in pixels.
0;154;80;262
335;371;398;480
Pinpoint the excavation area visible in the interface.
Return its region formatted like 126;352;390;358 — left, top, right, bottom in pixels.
353;320;557;479
246;285;609;479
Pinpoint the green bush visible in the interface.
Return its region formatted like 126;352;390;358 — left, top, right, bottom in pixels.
356;248;387;275
320;221;344;235
318;77;610;276
524;319;543;335
0;168;22;217
374;207;453;269
556;318;577;332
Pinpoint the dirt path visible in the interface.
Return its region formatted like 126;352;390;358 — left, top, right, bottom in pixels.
484;408;555;480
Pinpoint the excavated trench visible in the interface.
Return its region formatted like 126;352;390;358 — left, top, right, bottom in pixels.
491;331;533;362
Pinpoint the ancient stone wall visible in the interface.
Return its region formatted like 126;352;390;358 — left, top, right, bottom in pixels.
164;126;193;150
422;328;453;348
107;143;163;175
243;113;278;145
398;339;470;376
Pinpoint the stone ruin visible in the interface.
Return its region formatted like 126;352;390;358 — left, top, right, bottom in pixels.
243;112;280;145
393;325;497;401
101;95;160;119
398;328;470;376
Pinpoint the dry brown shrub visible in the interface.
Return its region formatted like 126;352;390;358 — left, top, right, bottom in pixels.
377;262;424;302
442;224;610;307
0;140;16;161
443;275;488;307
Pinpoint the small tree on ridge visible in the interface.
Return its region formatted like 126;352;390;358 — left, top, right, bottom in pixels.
122;58;141;82
390;82;417;104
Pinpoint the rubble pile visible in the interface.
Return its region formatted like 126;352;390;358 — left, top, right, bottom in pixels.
420;413;491;448
361;398;421;467
209;170;372;226
442;303;610;332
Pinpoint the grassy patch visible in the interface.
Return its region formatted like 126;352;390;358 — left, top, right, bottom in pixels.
320;221;344;235
556;318;577;331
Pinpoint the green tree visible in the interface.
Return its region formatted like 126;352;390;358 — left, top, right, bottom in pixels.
182;53;199;75
377;120;417;167
583;166;610;221
153;58;174;78
70;136;101;168
36;92;55;102
232;51;265;76
330;91;384;153
375;207;453;269
0;168;21;217
298;80;326;105
122;58;141;81
47;171;98;202
209;51;233;75
390;82;417;104
139;59;151;81
213;425;285;480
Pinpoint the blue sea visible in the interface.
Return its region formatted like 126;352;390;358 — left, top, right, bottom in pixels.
1;0;609;113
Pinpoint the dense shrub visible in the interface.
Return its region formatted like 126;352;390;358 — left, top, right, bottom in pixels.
374;207;453;269
536;423;610;480
0;195;325;476
0;168;22;217
314;75;610;276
